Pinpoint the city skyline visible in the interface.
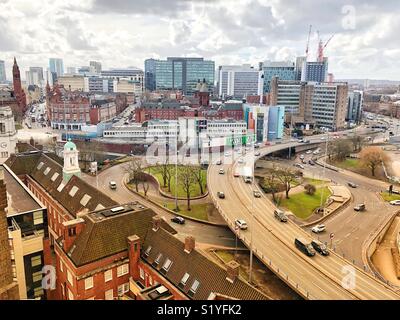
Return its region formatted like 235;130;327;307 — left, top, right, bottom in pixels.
0;0;399;81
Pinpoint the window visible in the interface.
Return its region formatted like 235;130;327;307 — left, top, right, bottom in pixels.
32;271;42;283
31;255;42;267
144;246;152;256
84;277;93;290
33;211;43;225
51;172;60;181
34;287;44;298
105;289;114;300
117;283;129;296
148;276;153;286
117;264;129;277
60;261;64;272
180;273;190;288
57;182;65;192
188;279;200;297
80;194;92;206
104;269;113;282
153;253;162;267
69;186;79;197
43;167;51;175
67;270;73;285
37;162;44;170
139;267;145;280
161;258;173;274
68;227;76;237
1;152;8;158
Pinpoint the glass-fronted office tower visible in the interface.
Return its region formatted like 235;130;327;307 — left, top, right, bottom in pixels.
144;57;214;95
261;61;296;93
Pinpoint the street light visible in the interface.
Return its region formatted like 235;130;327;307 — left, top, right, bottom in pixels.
249;137;255;284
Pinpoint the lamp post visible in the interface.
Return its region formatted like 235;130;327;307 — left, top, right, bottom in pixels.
175;123;179;212
249;138;255;284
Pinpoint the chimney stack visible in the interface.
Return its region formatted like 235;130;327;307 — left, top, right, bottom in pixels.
226;260;240;283
152;215;161;231
184;236;195;254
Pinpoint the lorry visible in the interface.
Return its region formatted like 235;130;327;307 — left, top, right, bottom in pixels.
242;166;253;183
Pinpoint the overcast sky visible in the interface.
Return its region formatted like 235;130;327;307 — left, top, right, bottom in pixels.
1;0;399;81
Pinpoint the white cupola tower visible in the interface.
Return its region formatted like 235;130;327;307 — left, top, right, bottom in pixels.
62;139;81;182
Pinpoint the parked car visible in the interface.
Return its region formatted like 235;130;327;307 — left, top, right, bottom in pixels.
235;219;248;230
254;151;261;156
311;240;329;256
390;200;400;205
348;182;358;188
274;209;288;222
294;163;305;169
253;190;262;198
238;158;244;164
219;168;225;174
224;152;230;157
171;216;185;225
294;238;316;257
309;159;315;165
311;224;326;233
233;172;240;178
109;181;117;190
306;150;312;154
217;191;225;199
216;159;222;165
313;150;319;155
299;154;305;160
354;203;366;211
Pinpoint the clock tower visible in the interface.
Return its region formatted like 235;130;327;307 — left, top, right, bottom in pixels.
0;106;17;164
62;139;81;182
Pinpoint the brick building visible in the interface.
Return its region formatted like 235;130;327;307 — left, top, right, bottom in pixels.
0;167;19;300
5;142;266;301
12;58;27;116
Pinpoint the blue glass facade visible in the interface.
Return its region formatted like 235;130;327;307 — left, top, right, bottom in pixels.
305;61;328;83
263;65;296;93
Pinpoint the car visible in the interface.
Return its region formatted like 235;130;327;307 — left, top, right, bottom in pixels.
313;150;319;155
224;152;230;157
171;216;185;224
320;137;326;140
219;168;225;174
311;224;326;233
274;209;288;222
294;238;316;257
238;158;244;164
308;159;315;165
354;203;366;211
109;181;117;190
298;138;304;143
233;172;240;178
235;219;248;230
264;141;271;146
217;191;225;199
216;159;222;165
254;143;260;149
254;151;261;156
348;182;358;188
390;200;400;206
311;240;330;256
306;150;312;154
299;154;305;160
253;190;262;198
294;163;305;169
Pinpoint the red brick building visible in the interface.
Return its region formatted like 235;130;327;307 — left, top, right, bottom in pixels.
12;57;27;116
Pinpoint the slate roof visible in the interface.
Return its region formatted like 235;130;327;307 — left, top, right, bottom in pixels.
142;227;268;300
6;152;117;217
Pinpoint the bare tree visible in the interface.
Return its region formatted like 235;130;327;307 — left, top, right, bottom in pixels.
124;157;144;192
349;135;364;152
304;184;316;195
260;166;281;203
360;146;388;176
141;180;150;197
155;158;174;192
193;166;206;195
79;140;104;171
277;168;300;199
178;166;196;210
328;139;352;161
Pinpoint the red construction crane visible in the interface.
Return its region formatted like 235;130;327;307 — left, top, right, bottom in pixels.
317;32;334;62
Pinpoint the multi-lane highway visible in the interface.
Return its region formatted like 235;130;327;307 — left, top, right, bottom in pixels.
208;138;400;299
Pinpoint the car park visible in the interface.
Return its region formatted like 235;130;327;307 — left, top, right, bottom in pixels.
390;200;400;205
311;224;326;233
274;209;288;222
311;240;329;256
171;216;185;225
253;190;262;198
354;203;366;211
217;191;225;199
235;219;248;230
294;238;316;257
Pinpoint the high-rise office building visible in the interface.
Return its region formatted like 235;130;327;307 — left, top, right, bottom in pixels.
347;90;363;123
25;67;44;87
295;57;306;80
89;61;102;74
261;61;296;93
49;58;64;77
144;57;215;96
303;58;328;83
0;60;6;83
218;65;262;98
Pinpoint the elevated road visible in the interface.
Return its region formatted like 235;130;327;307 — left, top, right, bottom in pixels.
208;138;400;300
